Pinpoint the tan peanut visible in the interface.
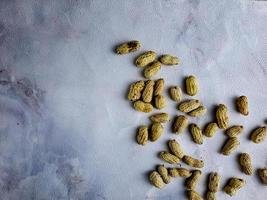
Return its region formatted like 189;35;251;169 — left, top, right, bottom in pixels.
133;100;153;113
159;54;179;65
157;165;170;184
239;153;253;175
203;123;218;137
149;171;165;189
188;106;207;117
185;75;199;96
169;168;192;178
136;126;148;145
189;124;203;144
168;139;184;159
115;40;141;54
143;61;161;78
150;122;164;142
149;113;170;123
187;190;203;200
159;151;180;164
216;104;229;129
154;95;166;109
172;115;188;134
221;137;240;156
223;177;246;196
236;95;249;116
154;79;164;96
183;155;204;168
142;80;155;103
225;125;243;138
135;51;157;67
250;126;266;143
185;170;202;190
258;168;267;185
169;86;182;102
206;191;216;200
208;172;221;192
127;80;145;101
178;99;201;113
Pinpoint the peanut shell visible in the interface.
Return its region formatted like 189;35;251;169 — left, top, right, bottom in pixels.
115;40;141;54
258;168;267;185
159;54;179;65
136;126;148;145
225;125;243;138
189;124;203;145
223;177;246;196
221;137;240;156
169;86;182;102
143;61;161;78
172;115;188;134
185;170;202;190
185;75;199;96
250;126;266;143
127;80;145;101
216;104;229;129
154;95;166;109
183;155;204;168
154;79;164;96
239;153;253;175
208;172;221;192
135;51;156;67
149;171;165;189
133;100;153;113
178;99;201;113
159;151;180;164
150;122;163;142
157;165;170;184
168;139;184;159
149;113;170;123
142;80;155;103
203;123;218;138
236;95;249;116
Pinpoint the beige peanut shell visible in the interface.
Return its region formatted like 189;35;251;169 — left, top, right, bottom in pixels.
225;125;243;138
223;177;246;196
159;54;179;65
178;99;201;113
216;104;229;129
115;40;141;54
221;137;240;156
149;171;165;189
236;95;249;116
258;168;267;185
206;191;216;200
143;61;161;79
136;126;148;145
157;165;170;184
187;190;203;200
154;79;164;96
169;86;182;102
185;170;202;190
208;172;221;192
239;153;253;175
142;80;155;103
127;80;145;101
172;115;188;134
133;100;153;113
168;139;184;159
188;106;207;117
149;113;170;123
185;75;199;96
189;124;203;144
135;51;157;67
183;155;204;168
203;122;218;137
154;95;166;109
159;151;180;164
250;126;266;143
150;122;164;142
168;168;192;178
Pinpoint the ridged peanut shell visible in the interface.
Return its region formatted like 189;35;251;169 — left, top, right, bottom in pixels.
185;75;199;96
143;61;161;78
208;172;221;192
225;125;243;138
221;137;240;156
169;86;182;102
250;126;266;143
187;190;203;200
159;54;179;65
189;124;203;144
239;153;253;175
236;95;249;116
183;155;204;168
203;123;218;137
133;100;153;113
178;99;201;113
149;171;165;189
188;106;207;117
154;95;166;109
115;40;141;54
150;122;163;142
168;139;184;159
223;177;246;196
258;168;267;185
135;51;157;67
127;80;145;101
159;151;180;164
172;115;188;134
157;165;170;184
154;79;164;96
216;104;229;129
142;80;155;103
185;170;202;190
136;126;148;145
149;113;169;123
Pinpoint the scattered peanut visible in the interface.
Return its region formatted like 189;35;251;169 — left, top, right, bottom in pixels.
258;168;267;185
159;54;179;65
115;40;141;54
183;155;204;168
225;125;243;138
178;99;201;113
135;51;157;67
236;95;249;116
159;151;180;164
154;95;166;109
168;139;184;159
127;80;145;101
189;124;203;144
206;191;216;200
149;113;170;123
239;153;253;175
250;126;266;143
136;126;148;145
143;61;161;78
185;170;202;190
223;177;246;196
133;100;153;113
169;168;192;178
203;123;218;138
216;104;229;129
172;115;188;134
149;171;165;189
169;86;182;102
154;79;164;96
188;106;207;117
221;137;240;156
150;122;164;142
185;75;199;96
187;190;203;200
142;80;155;103
157;165;171;184
208;172;221;192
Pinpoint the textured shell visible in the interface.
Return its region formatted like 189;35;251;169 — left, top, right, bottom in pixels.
143;61;161;78
187;190;203;200
169;86;182;102
150;122;164;141
142;80;155;103
159;151;180;164
133;100;153;113
221;137;240;156
239;153;253;175
115;40;141;54
154;95;166;109
236;96;249;116
250;126;266;143
178;99;201;113
216;104;229;129
208;172;221;192
183;155;204;168
189;124;203;144
157;165;170;184
149;171;165;189
154;79;164;96
185;75;199;96
159;54;179;65
136;126;148;145
206;191;216;200
185;170;202;190
168;168;179;177
188;106;207;117
172;115;188;134
168;168;192;178
135;51;157;67
223;178;246;196
225;125;244;138
204;123;218;137
149;113;169;123
258;168;267;185
168;139;184;159
127;80;145;101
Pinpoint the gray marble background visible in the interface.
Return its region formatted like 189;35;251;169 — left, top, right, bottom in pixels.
0;0;266;199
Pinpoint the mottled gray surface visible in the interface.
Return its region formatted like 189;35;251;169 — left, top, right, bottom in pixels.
0;0;267;199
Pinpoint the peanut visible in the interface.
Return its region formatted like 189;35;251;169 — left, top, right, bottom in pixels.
154;78;164;96
239;153;253;175
185;75;199;96
169;168;192;178
149;113;170;123
159;54;179;65
225;125;243;138
189;124;203;144
159;151;180;164
150;122;164;142
133;100;153;113
115;40;141;54
208;172;221;192
154;95;166;109
149;171;165;189
143;61;161;78
206;191;216;200
221;137;240;156
216;104;229;129
157;165;170;184
127;80;145;101
223;177;246;196
236;95;249;116
168;139;184;159
169;86;182;102
142;80;155;103
187;190;203;200
185;170;202;190
178;99;201;113
203;123;218;138
135;51;157;67
183;155;204;168
258;168;267;185
250;126;266;143
172;115;188;134
136;126;148;145
188;106;207;117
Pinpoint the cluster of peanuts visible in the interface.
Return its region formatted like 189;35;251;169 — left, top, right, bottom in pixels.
115;40;267;199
